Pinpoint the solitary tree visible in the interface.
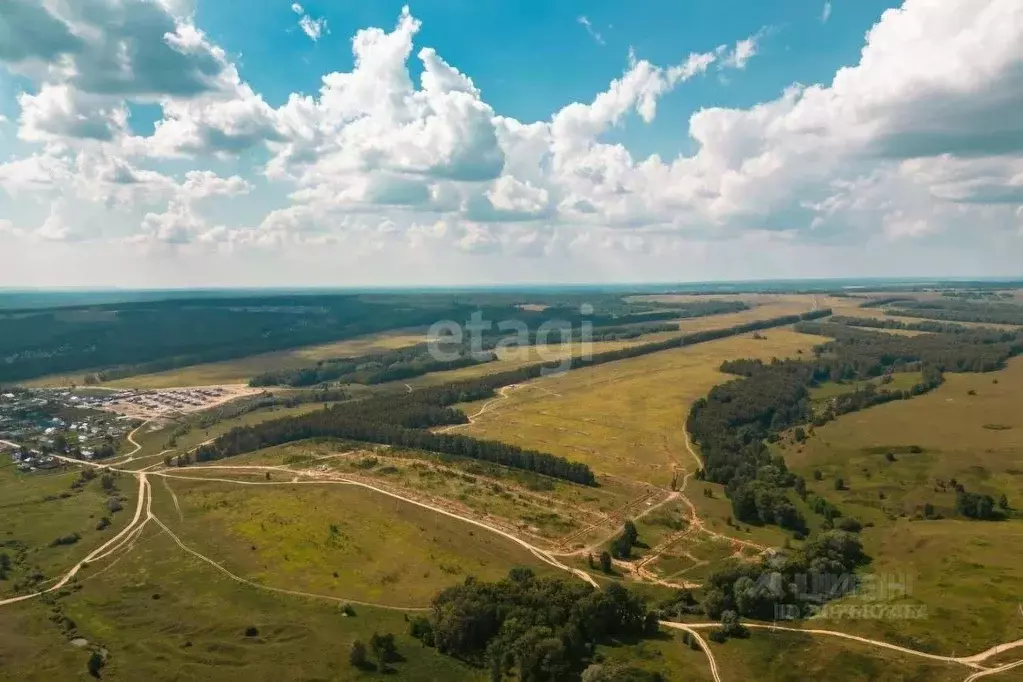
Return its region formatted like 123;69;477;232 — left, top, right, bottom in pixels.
834;477;845;491
720;610;746;638
999;494;1010;510
0;552;10;580
623;520;639;546
599;551;613;573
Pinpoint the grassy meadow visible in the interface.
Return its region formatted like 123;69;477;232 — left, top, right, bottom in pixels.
457;329;826;486
0;526;484;682
780;356;1023;651
148;476;558;607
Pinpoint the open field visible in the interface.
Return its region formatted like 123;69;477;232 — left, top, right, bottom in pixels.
23;330;429;390
780;357;1023;652
0;463;139;600
456;328;826;487
0;526;484;682
149;476;558;606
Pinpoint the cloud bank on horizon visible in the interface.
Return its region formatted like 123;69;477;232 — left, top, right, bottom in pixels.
0;0;1021;287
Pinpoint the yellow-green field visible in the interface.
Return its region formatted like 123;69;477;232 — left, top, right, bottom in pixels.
150;476;558;606
456;329;826;486
24;330;428;389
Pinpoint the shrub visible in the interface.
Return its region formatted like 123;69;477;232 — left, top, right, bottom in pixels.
837;517;862;533
95;517;111;531
50;533;81;547
244;626;259;637
349;640;368;668
87;652;104;678
106;498;123;513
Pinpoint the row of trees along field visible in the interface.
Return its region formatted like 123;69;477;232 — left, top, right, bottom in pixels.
688;323;1023;532
827;314;975;334
195;310;833;485
247;306;746;388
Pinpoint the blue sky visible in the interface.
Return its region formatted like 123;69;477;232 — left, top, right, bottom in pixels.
192;0;899;157
0;0;1020;287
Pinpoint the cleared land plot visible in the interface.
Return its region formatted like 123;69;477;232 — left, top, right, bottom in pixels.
644;534;753;584
25;330;428;389
150;476;558;607
0;463;138;599
456;329;826;487
780;357;1023;651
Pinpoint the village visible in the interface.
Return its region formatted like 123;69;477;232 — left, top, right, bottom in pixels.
0;385;252;472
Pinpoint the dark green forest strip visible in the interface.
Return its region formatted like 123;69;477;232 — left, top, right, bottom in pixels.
886;299;1023;326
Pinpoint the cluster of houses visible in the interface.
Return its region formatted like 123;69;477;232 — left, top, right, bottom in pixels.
0;391;135;472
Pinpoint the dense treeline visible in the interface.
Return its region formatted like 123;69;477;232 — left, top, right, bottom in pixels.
795;322;1022;375
690;323;1022;531
195;406;597;484
886;299;1023;326
828;315;971;334
415;568;659;681
1;295;483;383
859;296;916;308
